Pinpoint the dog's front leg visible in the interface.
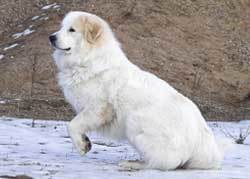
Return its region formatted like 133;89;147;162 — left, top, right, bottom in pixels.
67;109;104;155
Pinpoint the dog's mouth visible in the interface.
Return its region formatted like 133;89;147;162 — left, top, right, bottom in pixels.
50;41;71;51
53;46;71;51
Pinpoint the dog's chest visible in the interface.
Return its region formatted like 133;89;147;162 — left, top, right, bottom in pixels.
59;72;106;113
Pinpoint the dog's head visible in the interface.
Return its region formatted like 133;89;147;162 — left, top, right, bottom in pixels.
49;11;108;55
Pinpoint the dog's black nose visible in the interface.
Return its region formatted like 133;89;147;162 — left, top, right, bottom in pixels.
49;35;57;43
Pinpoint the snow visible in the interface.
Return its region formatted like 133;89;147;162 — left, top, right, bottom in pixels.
0;98;20;104
0;117;249;179
0;99;6;103
32;16;39;21
0;54;4;60
3;43;18;51
53;5;61;9
12;28;35;39
38;16;49;21
41;3;57;10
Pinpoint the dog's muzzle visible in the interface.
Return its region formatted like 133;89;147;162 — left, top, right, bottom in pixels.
49;35;71;51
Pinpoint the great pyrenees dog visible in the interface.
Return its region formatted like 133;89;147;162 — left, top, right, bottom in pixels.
49;11;229;170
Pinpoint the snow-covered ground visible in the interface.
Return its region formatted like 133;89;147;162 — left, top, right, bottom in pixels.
3;43;19;51
0;117;249;179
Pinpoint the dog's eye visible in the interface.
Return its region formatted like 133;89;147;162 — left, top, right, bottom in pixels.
69;28;75;32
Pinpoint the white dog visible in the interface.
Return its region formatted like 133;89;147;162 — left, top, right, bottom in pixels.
50;11;228;170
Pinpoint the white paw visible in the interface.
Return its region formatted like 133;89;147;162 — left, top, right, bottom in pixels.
119;160;145;170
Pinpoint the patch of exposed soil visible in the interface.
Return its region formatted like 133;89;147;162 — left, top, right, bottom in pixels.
0;175;33;179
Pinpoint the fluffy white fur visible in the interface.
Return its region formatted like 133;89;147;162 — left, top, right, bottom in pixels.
51;11;226;170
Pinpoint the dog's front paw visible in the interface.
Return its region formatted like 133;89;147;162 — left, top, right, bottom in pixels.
71;134;92;156
80;134;92;154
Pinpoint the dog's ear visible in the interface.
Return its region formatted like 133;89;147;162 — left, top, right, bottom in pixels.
83;17;103;44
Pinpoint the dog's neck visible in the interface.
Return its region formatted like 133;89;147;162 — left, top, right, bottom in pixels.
54;43;129;87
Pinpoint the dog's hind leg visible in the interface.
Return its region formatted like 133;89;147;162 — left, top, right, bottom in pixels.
126;132;185;170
